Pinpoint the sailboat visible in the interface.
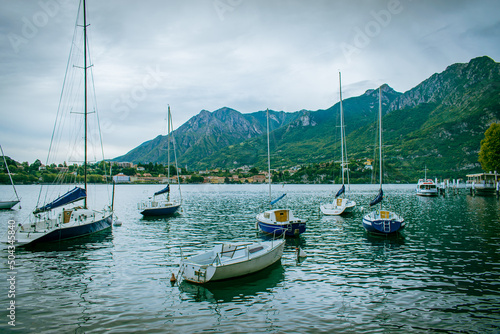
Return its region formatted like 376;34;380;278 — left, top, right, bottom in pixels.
138;105;182;216
321;72;356;215
14;0;113;246
362;87;405;234
256;109;306;237
0;145;21;210
179;238;285;284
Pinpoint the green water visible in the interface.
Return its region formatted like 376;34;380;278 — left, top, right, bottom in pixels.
1;184;499;333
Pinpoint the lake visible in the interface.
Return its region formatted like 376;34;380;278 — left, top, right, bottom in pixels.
1;183;500;333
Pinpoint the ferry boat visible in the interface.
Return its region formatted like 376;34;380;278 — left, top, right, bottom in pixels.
416;179;438;197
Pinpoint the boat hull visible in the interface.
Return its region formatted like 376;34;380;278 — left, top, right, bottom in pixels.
181;240;285;284
362;210;405;234
256;209;306;237
257;220;306;236
140;204;180;216
320;199;356;215
15;214;112;246
416;191;438;197
0;200;20;210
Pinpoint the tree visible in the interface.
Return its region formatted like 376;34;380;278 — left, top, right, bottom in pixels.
29;159;42;172
479;123;500;172
249;167;259;175
122;167;136;176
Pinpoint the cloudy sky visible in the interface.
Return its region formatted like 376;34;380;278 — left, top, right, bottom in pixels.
1;0;499;164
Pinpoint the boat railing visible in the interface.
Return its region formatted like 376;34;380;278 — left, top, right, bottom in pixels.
138;198;179;210
211;253;222;266
271;228;286;247
219;243;252;258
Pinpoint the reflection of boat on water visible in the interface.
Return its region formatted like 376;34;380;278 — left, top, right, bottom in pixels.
321;215;346;224
364;230;406;247
179;261;285;303
140;211;179;222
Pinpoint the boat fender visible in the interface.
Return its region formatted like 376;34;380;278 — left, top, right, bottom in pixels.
296;247;307;258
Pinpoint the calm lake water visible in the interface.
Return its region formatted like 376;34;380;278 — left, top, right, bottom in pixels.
1;183;500;333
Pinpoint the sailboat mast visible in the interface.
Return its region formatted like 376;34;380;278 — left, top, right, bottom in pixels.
339;72;345;186
0;144;20;202
379;87;383;188
170;107;182;203
267;109;271;204
167;105;171;185
83;0;88;209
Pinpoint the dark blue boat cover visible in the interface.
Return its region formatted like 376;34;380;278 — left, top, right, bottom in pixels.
335;184;345;198
270;193;286;205
154;184;170;196
34;187;86;213
369;188;384;206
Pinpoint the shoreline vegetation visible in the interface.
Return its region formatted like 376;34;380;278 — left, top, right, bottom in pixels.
0;158;470;186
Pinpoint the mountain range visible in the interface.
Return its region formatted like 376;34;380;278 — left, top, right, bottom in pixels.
114;56;500;181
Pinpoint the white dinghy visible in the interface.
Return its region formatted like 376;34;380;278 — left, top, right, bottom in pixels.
179;238;285;284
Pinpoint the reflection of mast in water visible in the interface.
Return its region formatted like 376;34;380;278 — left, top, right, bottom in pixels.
24;231;113;330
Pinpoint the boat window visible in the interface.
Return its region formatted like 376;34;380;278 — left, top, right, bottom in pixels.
63;210;72;224
275;210;289;222
249;246;264;254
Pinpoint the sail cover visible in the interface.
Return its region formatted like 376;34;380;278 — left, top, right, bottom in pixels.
154;184;170;196
369;188;384;206
34;187;86;214
335;184;345;198
270;193;286;206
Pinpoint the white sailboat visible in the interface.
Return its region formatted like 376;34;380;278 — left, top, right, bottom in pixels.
179;238;285;284
138;105;182;216
0;144;21;210
321;72;356;215
256;109;306;237
14;0;113;246
362;87;405;234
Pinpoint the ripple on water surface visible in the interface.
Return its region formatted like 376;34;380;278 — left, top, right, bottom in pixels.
1;184;499;333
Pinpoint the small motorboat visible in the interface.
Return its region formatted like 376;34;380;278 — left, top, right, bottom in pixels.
179;238;285;284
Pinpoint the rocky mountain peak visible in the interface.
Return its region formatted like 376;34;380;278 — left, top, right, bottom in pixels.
388;56;499;111
113;56;499;175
